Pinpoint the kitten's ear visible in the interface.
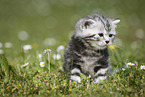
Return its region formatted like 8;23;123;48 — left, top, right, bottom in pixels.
83;19;95;29
112;18;120;24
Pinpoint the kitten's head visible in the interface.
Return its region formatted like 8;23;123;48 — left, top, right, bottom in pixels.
74;14;120;49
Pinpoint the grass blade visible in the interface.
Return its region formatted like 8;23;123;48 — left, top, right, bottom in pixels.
1;54;10;82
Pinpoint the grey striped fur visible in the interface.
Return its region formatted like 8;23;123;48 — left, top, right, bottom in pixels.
64;14;120;83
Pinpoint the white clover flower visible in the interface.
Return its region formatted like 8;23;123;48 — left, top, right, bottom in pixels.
140;65;145;70
44;49;51;53
21;62;29;68
57;45;65;53
0;49;4;54
38;54;42;61
40;62;45;67
126;62;135;67
53;54;61;60
4;42;13;48
23;45;32;52
0;42;2;48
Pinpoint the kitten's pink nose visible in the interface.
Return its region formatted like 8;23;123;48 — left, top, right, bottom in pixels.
105;41;110;44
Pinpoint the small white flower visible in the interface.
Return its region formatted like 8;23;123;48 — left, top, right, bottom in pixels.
126;62;135;67
57;45;65;53
23;45;32;52
53;54;61;60
0;42;2;48
21;62;29;68
122;68;125;71
40;62;45;67
140;65;145;70
4;42;13;48
0;49;4;54
44;49;51;53
38;54;42;61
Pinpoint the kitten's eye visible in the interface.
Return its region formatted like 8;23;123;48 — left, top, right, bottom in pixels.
109;34;114;37
98;33;103;37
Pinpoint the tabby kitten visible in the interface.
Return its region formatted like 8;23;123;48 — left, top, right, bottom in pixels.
64;14;120;83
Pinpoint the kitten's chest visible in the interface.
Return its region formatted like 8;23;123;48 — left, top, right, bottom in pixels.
81;56;100;75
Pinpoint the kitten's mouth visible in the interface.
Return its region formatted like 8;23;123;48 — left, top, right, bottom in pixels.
95;42;111;48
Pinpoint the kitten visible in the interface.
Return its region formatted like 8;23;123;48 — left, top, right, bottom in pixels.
64;14;120;83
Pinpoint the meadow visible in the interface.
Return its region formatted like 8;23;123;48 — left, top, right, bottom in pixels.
0;0;145;96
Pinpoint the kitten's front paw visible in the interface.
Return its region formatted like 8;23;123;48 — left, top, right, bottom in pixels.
94;76;107;83
70;75;81;83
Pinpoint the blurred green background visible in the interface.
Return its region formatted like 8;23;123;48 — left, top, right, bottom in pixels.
0;0;145;61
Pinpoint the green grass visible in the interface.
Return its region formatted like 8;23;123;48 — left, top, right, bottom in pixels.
0;0;145;96
0;44;145;97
